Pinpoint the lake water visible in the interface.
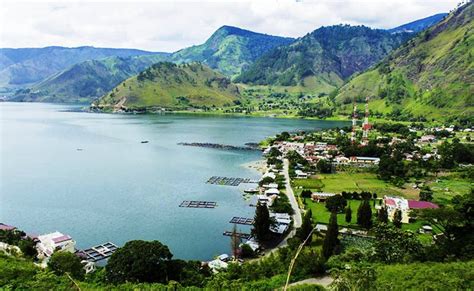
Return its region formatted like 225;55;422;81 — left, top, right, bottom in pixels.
0;102;347;260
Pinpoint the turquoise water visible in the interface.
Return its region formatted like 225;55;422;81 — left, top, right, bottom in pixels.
0;102;347;260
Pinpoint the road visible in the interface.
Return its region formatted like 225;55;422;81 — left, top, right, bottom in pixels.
283;159;302;229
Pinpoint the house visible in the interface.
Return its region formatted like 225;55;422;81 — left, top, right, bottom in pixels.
265;188;280;196
0;223;16;231
295;169;308;178
311;192;336;202
262;172;276;180
384;196;439;224
241;238;260;252
350;156;380;165
420;135;436;143
263;183;279;189
36;231;76;260
270;213;291;234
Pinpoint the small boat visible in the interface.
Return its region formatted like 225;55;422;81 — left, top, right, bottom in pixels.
244;188;258;194
141;141;149;144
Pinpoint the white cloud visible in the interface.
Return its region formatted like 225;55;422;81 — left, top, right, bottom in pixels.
0;0;461;52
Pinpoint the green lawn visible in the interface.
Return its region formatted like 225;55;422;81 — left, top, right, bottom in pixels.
430;176;473;205
293;172;402;196
302;198;378;228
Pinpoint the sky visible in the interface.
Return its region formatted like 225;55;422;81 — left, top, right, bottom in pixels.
0;0;462;52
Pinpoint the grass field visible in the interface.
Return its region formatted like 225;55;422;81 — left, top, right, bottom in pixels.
293;172;404;196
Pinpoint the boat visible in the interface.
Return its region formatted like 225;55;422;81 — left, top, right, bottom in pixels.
141;141;149;144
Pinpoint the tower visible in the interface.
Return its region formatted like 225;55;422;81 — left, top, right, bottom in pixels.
351;96;357;144
362;96;371;145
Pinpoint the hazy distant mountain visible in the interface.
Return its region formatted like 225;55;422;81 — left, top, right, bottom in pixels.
388;13;448;33
96;62;240;110
335;2;473;121
11;54;169;103
171;25;294;77
0;46;160;87
236;25;411;93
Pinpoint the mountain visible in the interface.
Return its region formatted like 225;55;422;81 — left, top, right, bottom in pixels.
334;2;473;121
0;46;162;88
95;62;240;111
236;25;411;93
170;25;294;77
11;55;169;103
388;13;448;33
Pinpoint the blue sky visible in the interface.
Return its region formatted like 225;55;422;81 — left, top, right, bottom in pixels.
0;0;463;52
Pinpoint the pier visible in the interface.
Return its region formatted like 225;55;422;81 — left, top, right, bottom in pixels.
207;176;257;186
179;200;217;208
229;217;254;225
223;231;251;239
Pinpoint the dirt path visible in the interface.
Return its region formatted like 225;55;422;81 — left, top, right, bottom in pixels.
287;276;334;288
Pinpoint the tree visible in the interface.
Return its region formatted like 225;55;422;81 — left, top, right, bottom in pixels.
301;189;312;198
230;224;241;260
106;240;173;283
325;195;347;213
252;202;271;242
419;186;433;202
48;251;85;280
18;238;37;259
372;224;423;263
240;244;255;258
357;199;373;229
377;206;389;224
345;206;352;223
323;212;339;259
317;159;332;173
393;209;402;228
296;209;313;245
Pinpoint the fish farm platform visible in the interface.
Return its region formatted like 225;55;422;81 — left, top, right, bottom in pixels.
179;200;217;208
78;242;118;262
206;176;257;186
229;217;254;225
222;231;251;239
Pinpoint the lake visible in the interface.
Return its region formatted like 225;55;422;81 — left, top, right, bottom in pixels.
0;102;348;260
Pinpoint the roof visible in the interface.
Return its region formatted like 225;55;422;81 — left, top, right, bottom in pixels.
52;234;73;244
265;188;280;195
408;200;439;209
0;223;16;231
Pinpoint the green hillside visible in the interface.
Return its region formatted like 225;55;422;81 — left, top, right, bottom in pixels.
11;54;169;103
95;62;240;111
335;2;474;122
236;25;410;94
171;26;294;77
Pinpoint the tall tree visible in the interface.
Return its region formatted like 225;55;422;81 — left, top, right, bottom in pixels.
297;209;313;244
230;224;241;261
325;195;347;213
357;199;373;229
106;240;173;283
252;202;271;242
323;212;339;259
345;205;352;223
419;186;434;202
48;251;85;280
377;206;389;224
393;209;403;228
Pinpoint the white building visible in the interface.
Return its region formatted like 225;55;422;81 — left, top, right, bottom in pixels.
36;231;76;260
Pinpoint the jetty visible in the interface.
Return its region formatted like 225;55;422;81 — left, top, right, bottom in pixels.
77;242;118;262
179;200;217;208
207;176;257;186
223;231;251;239
229;217;254;225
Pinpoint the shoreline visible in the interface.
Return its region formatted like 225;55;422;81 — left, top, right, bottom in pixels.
242;159;268;175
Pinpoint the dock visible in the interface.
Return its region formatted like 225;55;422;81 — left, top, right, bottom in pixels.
207;176;257;186
229;217;254;225
78;242;118;262
179;200;217;208
223;231;251;239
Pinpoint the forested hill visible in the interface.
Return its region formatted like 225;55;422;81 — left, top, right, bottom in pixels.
334;2;473;122
170;25;294;77
0;46;162;88
235;25;411;93
11;55;169;103
95;62;240;111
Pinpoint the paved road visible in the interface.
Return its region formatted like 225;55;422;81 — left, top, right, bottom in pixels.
283;159;302;229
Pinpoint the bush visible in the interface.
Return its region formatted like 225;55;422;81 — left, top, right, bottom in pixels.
48;251;85;280
325;195;347;213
